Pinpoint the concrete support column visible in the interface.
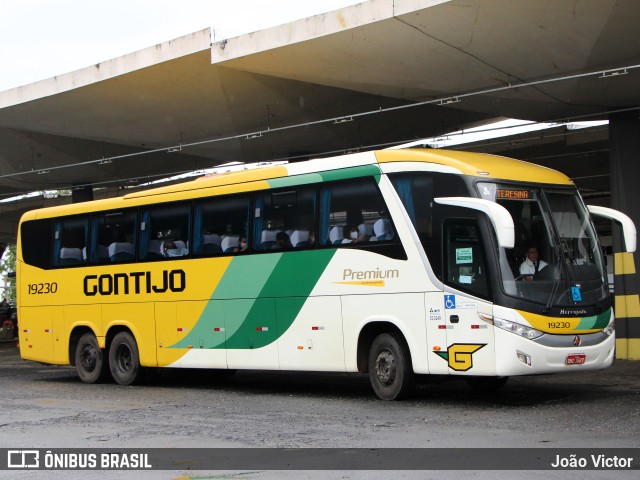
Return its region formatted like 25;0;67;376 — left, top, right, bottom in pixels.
609;111;640;359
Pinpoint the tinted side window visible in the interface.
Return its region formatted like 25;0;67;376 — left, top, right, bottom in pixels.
390;172;470;278
53;215;89;267
443;220;490;299
193;194;250;255
390;172;469;240
390;174;434;241
319;177;395;247
254;187;316;251
21;219;53;269
90;210;137;264
140;202;190;260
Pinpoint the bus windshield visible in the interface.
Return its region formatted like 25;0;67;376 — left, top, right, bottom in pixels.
478;182;608;308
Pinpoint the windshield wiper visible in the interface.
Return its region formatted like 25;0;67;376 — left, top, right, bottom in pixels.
543;242;566;313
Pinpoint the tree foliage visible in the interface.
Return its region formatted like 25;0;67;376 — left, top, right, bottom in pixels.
0;244;16;304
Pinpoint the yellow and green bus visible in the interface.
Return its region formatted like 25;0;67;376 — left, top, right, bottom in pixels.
16;148;636;399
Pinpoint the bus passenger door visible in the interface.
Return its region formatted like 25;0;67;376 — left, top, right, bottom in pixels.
424;292;448;375
441;219;496;376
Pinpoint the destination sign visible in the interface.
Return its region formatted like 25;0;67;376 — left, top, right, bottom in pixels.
496;189;532;200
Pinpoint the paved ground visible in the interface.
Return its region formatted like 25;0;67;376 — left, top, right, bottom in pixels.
0;339;638;480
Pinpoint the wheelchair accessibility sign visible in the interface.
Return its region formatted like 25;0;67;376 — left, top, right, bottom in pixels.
571;286;582;302
445;295;456;309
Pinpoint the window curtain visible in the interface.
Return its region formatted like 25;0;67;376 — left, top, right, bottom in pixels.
53;221;62;266
139;210;151;259
90;218;101;263
253;196;264;249
192;203;203;254
319;187;332;246
394;178;417;225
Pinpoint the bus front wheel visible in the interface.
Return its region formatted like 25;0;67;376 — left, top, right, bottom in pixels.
368;333;415;400
75;332;107;383
109;332;140;386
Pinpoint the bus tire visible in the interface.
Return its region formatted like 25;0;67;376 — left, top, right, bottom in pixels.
75;332;108;384
368;333;415;400
109;332;140;386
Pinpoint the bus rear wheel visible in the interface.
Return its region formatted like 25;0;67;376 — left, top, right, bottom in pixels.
368;333;415;400
75;332;107;383
109;332;140;386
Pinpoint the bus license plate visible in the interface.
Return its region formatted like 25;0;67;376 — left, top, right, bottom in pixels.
565;354;586;365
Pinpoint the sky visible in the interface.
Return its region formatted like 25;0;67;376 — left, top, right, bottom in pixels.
0;0;363;92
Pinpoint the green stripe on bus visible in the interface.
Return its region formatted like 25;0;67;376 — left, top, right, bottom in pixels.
171;249;335;350
267;165;381;190
212;254;282;300
318;165;381;183
170;254;281;349
259;249;335;297
268;173;324;189
224;249;335;349
575;309;611;330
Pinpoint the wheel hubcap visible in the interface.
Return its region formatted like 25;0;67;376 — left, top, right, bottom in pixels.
81;345;97;372
116;345;132;373
375;348;396;386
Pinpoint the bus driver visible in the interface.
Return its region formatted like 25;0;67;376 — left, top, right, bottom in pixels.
519;245;548;281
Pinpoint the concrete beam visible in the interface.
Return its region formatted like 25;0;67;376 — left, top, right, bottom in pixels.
211;0;448;63
0;28;211;109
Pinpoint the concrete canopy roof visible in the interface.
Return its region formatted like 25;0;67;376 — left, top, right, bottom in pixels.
214;0;640;119
0;0;639;243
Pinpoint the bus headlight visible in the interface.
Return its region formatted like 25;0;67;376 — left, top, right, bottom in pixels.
479;313;544;340
602;319;615;336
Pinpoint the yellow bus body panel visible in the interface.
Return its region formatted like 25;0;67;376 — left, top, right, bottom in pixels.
375;149;574;185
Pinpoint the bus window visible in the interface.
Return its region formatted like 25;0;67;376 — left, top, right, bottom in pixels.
390;174;433;239
53;215;88;267
319;178;393;247
443;220;490;299
20;219;53;269
390;172;470;278
193;194;250;255
254;187;315;251
478;184;549;274
90;209;137;264
546;192;602;268
140;202;190;260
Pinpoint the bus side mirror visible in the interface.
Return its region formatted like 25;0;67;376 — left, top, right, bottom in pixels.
435;197;515;249
587;205;636;253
